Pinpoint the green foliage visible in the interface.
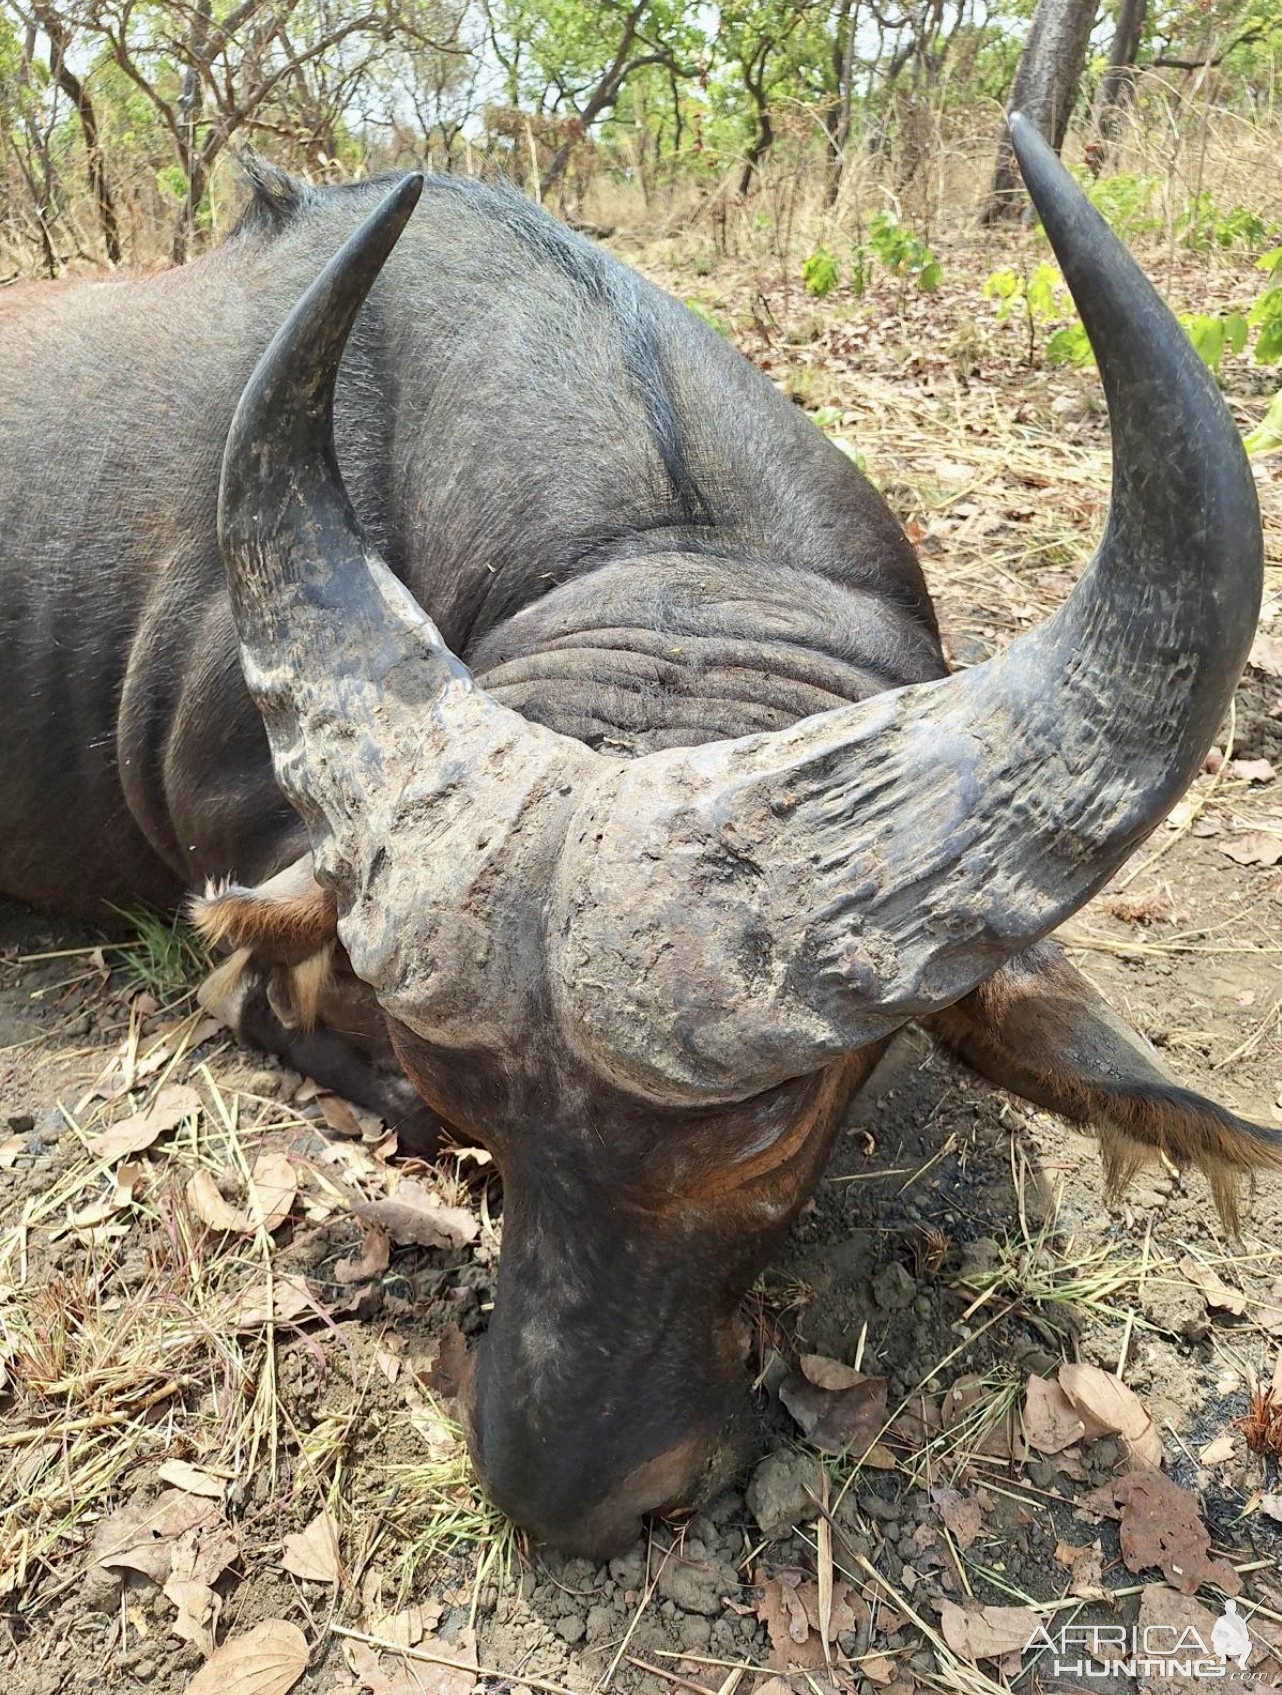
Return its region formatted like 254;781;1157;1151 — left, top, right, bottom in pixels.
985;263;1079;363
685;298;730;336
867;211;940;293
801;244;840;297
1179;311;1249;372
1248;250;1282;363
1245;385;1282;455
1083;174;1160;239
811;406;867;471
1178;192;1273;253
1045;323;1095;367
107;908;210;1004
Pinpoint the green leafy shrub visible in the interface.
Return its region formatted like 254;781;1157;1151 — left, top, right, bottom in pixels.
1179;311;1248;372
868;211;940;293
801;245;840;298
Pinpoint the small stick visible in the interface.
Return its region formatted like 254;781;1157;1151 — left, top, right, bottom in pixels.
625;1657;718;1695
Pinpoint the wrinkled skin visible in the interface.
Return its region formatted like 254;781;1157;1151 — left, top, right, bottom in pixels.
2;152;1279;1556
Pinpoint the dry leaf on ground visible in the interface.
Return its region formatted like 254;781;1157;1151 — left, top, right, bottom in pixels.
346;1628;478;1695
335;1223;391;1284
417;1324;473;1404
755;1571;863;1671
231;1273;318;1329
1083;1469;1241;1597
182;1619;309;1695
281;1510;341;1585
352;1177;478;1250
66;1160;145;1229
929;1485;983;1550
1228;758;1276;783
1218;832;1282;867
1250;631;1282;676
1024;1373;1086;1453
92;1490;234;1585
1053;1540;1107;1600
0;1135;25;1168
778;1363;889;1457
157;1461;227;1500
187;1153;297;1235
1198;1435;1236;1465
940;1373;1025;1461
1059;1362;1163;1467
1260;1494;1282;1522
164;1574;220;1659
318;1094;363;1137
938;1600;1039;1664
87;1083;201;1161
1179;1257;1247;1316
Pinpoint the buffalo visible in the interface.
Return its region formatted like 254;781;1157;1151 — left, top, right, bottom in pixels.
1;114;1278;1556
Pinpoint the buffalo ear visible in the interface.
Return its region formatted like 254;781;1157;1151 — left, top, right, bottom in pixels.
191;855;337;968
929;940;1282;1231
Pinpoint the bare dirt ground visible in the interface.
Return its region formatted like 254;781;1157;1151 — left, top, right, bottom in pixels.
1;210;1280;1695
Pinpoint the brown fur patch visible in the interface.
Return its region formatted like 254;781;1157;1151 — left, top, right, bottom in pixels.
191;878;337;966
931;942;1282;1232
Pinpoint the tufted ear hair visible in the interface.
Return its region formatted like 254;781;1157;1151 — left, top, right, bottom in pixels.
191;854;337;967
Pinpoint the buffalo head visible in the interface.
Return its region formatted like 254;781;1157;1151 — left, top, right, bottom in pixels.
216;118;1264;1554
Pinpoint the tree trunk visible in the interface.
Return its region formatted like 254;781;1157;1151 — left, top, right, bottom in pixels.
1088;0;1148;175
36;8;121;265
981;0;1099;222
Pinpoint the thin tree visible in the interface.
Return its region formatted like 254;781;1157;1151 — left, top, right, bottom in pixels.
1088;0;1147;175
981;0;1099;222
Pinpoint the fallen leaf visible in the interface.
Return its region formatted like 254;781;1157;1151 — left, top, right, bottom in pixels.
861;1655;896;1684
1250;630;1282;676
941;1374;1025;1461
779;1367;888;1456
929;1486;983;1550
754;1572;862;1671
1023;1374;1085;1454
67;1160;145;1229
1260;1494;1282;1522
318;1094;363;1137
417;1324;473;1404
157;1461;227;1500
1180;1257;1247;1316
187;1168;251;1232
1228;757;1276;783
364;1603;439;1649
92;1491;225;1583
352;1178;478;1250
1218;831;1282;867
1082;1469;1241;1597
1058;1362;1162;1468
335;1223;391;1284
187;1153;297;1235
1053;1540;1107;1599
182;1619;308;1695
374;1346;401;1384
245;1153;298;1233
0;1135;23;1168
231;1274;318;1329
345;1627;478;1695
88;1084;202;1161
164;1575;220;1659
1198;1435;1236;1465
798;1353;863;1390
281;1510;341;1585
938;1600;1039;1663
